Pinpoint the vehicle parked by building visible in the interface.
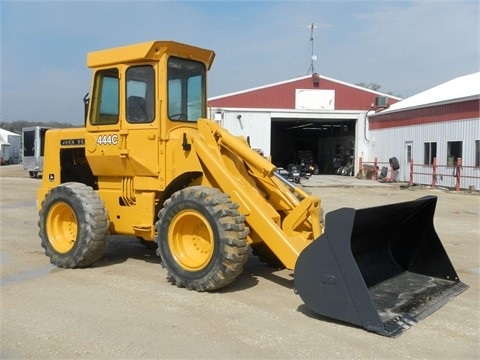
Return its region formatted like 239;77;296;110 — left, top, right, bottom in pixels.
22;126;50;178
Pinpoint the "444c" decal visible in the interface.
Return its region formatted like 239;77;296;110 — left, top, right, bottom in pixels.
96;134;118;145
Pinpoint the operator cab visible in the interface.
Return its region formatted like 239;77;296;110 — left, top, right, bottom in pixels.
86;41;214;128
83;41;215;177
88;57;207;126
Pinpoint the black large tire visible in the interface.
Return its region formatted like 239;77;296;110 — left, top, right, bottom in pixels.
38;182;109;268
389;157;400;171
155;186;249;291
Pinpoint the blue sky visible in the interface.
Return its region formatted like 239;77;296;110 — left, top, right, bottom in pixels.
1;0;479;125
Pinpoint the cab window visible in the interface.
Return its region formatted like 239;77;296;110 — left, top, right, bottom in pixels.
168;57;206;122
126;65;155;123
90;68;119;125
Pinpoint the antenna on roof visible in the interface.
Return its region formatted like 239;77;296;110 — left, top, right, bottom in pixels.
306;23;317;75
302;21;333;76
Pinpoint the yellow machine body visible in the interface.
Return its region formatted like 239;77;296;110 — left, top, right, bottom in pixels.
37;40;467;337
38;40;321;270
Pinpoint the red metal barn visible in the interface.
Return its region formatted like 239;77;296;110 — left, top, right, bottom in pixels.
208;74;400;174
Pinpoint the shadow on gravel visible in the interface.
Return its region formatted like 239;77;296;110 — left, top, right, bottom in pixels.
92;239;295;293
93;235;161;267
218;249;295;293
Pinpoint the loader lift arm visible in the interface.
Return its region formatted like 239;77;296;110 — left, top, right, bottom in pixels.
191;119;322;270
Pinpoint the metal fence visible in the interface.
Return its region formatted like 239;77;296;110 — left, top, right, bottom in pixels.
359;157;480;191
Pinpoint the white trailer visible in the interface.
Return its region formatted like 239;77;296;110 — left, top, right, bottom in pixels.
22;126;50;178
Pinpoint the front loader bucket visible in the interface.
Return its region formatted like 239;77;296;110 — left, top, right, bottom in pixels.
294;196;468;337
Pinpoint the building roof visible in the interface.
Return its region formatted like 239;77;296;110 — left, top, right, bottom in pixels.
209;74;402;101
208;74;402;111
0;128;21;144
373;72;480;115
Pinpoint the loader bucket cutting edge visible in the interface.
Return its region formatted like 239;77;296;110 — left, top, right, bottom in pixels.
294;195;468;337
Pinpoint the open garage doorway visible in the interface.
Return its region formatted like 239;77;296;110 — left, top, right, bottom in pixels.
270;118;356;174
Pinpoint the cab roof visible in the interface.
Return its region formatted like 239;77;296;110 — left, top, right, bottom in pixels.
87;40;215;70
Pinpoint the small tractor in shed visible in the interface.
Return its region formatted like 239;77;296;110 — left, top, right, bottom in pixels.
37;40;467;337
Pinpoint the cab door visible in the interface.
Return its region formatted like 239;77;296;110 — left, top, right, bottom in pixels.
86;65;159;177
121;65;159;176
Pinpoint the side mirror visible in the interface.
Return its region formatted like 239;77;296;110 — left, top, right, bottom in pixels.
83;93;90;126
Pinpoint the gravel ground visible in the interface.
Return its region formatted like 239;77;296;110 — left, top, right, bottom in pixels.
1;164;479;359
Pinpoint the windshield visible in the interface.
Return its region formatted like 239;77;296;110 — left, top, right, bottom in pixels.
168;57;206;122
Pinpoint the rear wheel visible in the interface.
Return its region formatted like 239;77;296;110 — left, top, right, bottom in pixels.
155;186;249;291
38;182;109;268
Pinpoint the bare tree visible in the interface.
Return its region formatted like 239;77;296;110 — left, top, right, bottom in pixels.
356;82;402;98
356;82;382;91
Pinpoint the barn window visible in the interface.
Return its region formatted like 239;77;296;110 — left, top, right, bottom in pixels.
447;141;462;166
424;142;437;165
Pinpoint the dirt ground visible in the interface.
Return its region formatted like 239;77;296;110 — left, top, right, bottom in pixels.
0;164;479;359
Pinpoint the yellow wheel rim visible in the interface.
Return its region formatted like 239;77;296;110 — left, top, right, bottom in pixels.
168;210;214;271
46;202;78;253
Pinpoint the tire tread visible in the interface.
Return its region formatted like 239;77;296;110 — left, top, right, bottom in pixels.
155;186;249;291
38;182;109;268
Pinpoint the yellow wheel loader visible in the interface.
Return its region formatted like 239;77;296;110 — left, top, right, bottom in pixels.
38;41;467;337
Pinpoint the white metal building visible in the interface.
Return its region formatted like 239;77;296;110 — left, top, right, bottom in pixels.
0;128;21;165
367;72;480;190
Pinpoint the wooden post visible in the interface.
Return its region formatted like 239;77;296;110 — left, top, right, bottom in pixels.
373;157;378;181
409;159;414;185
432;158;437;189
456;158;462;191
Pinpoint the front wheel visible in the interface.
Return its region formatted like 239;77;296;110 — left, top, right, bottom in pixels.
155;186;249;291
38;182;110;268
